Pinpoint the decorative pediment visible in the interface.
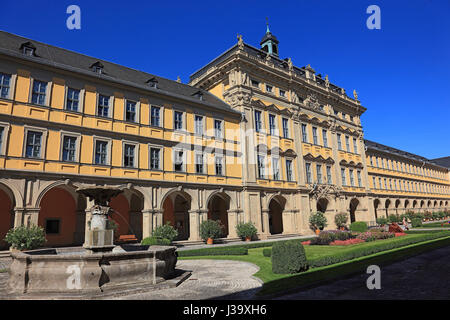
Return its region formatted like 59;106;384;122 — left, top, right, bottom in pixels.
305;153;334;164
304;93;322;111
309;183;343;199
255;144;268;154
339;160;363;168
283;148;297;158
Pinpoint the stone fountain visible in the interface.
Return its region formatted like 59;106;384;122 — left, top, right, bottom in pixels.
6;186;187;299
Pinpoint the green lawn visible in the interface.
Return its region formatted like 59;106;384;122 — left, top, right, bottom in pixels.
417;222;450;228
179;232;450;296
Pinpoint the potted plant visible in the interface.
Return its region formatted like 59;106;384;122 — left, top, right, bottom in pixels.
4;225;46;252
151;222;178;244
200;220;223;245
376;217;388;227
235;222;258;241
309;211;327;235
334;213;348;231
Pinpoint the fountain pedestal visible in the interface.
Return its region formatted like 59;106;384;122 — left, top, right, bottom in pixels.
83;205;115;254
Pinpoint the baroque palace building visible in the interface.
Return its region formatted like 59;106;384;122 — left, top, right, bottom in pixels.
0;28;449;248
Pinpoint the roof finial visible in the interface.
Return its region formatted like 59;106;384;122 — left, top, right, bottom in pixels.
266;17;270;33
176;76;181;83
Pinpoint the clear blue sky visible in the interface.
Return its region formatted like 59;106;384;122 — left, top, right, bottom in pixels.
1;0;449;159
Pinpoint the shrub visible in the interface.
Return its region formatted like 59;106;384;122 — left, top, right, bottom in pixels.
432;212;441;220
309;230;354;245
200;220;223;240
271;241;308;274
411;218;423;228
334;213;348;229
235;222;258;240
356;231;395;242
141;236;171;246
350;221;368;233
152;223;178;243
178;247;248;257
309;211;328;231
4;225;46;250
376;217;388;226
388;214;401;223
262;248;272;257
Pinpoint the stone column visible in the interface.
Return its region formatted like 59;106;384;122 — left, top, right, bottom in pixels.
23;208;39;227
260;208;270;239
142;209;154;239
227;209;239;238
188;209;201;241
13;208;25;228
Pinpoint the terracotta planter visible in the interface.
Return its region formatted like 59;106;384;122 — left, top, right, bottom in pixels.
245;236;251;242
339;227;345;231
315;229;320;235
206;238;214;245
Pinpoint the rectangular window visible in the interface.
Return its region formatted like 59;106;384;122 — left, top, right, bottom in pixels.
376;157;379;167
357;170;362;187
322;129;328;147
379;178;382;189
326;165;332;184
384;178;387;189
349;169;354;186
337;134;342;150
66;88;80;111
62;136;77;162
195;115;203;135
214;119;223;138
254;110;262;132
341;168;346;186
125;100;137;122
345;136;350;152
25;131;42;158
370;156;373;166
301;124;308;143
195;153;204;174
312;127;318;145
174;111;183;130
286;159;293;182
150;147;161;170
0;73;12;99
316;164;322;184
174;150;184;172
373;177;376;189
0;126;3;153
282;118;289;138
95;140;108;165
124;144;135;168
305;163;312;184
215;156;223;176
266;84;273;93
45;219;60;235
31;80;47;105
257;155;265;179
279;90;286;98
268;114;276;135
251;79;259;88
353;138;358;154
151;106;161;127
97;94;110;117
272;157;280;180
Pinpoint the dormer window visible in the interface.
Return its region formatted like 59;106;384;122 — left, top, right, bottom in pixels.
90;61;104;74
146;77;158;89
20;42;36;56
192;91;203;101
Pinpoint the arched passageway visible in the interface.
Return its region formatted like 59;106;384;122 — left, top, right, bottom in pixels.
349;198;359;223
162;192;191;241
38;187;82;247
0;185;14;249
207;193;230;238
269;196;286;235
385;199;391;217
110;194;131;238
373;199;380;220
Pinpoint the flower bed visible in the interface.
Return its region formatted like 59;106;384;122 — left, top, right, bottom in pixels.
330;239;365;246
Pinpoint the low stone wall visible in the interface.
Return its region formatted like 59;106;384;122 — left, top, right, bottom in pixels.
7;245;177;297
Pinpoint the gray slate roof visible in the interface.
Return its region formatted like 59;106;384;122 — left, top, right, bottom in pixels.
430;157;450;169
0;30;239;116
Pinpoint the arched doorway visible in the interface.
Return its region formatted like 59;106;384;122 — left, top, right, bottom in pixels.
38;187;79;247
0;185;14;249
373;199;380;220
110;194;131;238
316;198;329;213
385;199;391;217
162;192;191;241
128;192;144;240
404;200;410;211
349;198;359;223
395;199;401;214
268;195;286;235
207;193;230;238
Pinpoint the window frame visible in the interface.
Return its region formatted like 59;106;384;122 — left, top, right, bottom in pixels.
0;122;11;156
23;126;48;159
96;93;112;118
92;136;112;166
149;144;163;171
122;141;139;168
64;87;84;113
0;72;15;100
29;78;51;106
173;148;186;172
124;99;139;123
59;131;81;163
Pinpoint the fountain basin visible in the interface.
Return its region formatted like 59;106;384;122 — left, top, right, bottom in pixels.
7;245;179;298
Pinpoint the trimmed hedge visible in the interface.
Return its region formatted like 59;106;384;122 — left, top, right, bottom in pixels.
141;236;171;246
308;231;450;268
271;241;308;274
411;218;423;228
178;247;248;257
349;221;368;233
262;248;272;257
